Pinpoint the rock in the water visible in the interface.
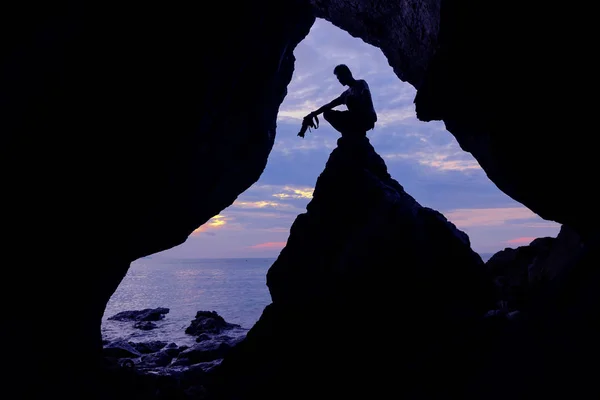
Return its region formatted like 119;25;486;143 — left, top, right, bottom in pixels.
133;321;158;330
108;307;169;322
185;311;241;336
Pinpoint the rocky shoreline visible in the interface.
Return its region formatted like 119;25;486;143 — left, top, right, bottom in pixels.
102;308;245;399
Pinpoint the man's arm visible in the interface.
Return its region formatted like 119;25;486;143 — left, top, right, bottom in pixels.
309;95;344;117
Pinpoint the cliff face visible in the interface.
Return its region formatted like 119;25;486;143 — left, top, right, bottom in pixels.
207;137;496;399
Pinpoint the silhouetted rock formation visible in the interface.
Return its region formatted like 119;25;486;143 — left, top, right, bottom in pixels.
205;137;496;399
471;231;600;400
527;225;583;285
486;237;556;310
485;225;587;315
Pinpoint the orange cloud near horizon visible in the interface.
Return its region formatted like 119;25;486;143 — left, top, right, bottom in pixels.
248;241;287;249
506;237;538;245
191;214;228;236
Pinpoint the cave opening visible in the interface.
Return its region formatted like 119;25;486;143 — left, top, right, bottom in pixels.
5;3;590;399
100;17;559;349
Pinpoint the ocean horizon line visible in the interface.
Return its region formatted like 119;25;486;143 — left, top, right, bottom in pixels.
139;253;497;262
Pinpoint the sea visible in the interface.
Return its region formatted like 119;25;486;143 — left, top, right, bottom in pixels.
102;253;495;346
101;257;275;347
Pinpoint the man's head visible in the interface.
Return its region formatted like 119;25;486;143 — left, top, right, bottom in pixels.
334;64;353;86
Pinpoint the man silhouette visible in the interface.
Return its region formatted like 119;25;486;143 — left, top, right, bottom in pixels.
302;64;377;138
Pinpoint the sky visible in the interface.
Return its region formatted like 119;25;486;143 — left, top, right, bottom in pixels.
154;19;561;259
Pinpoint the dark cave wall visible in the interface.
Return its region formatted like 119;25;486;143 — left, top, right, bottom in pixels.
2;1;315;397
414;0;596;233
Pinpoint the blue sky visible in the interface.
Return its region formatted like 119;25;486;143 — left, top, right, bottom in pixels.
156;19;560;259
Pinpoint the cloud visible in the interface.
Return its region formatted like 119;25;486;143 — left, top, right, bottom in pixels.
383;151;481;172
223;210;297;221
278;100;322;121
506;237;537;245
420;158;480;172
191;214;228;236
284;84;322;101
415;152;481;171
234;184;315;202
443;207;545;228
247;241;287;249
519;222;561;228
272;133;338;154
263;227;291;233
232;200;292;210
375;107;415;127
272;185;314;199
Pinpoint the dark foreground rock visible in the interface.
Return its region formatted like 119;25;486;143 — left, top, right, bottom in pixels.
486;236;556;311
103;341;143;359
205;137;497;400
471;230;600;400
485;225;586;314
171;336;244;367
